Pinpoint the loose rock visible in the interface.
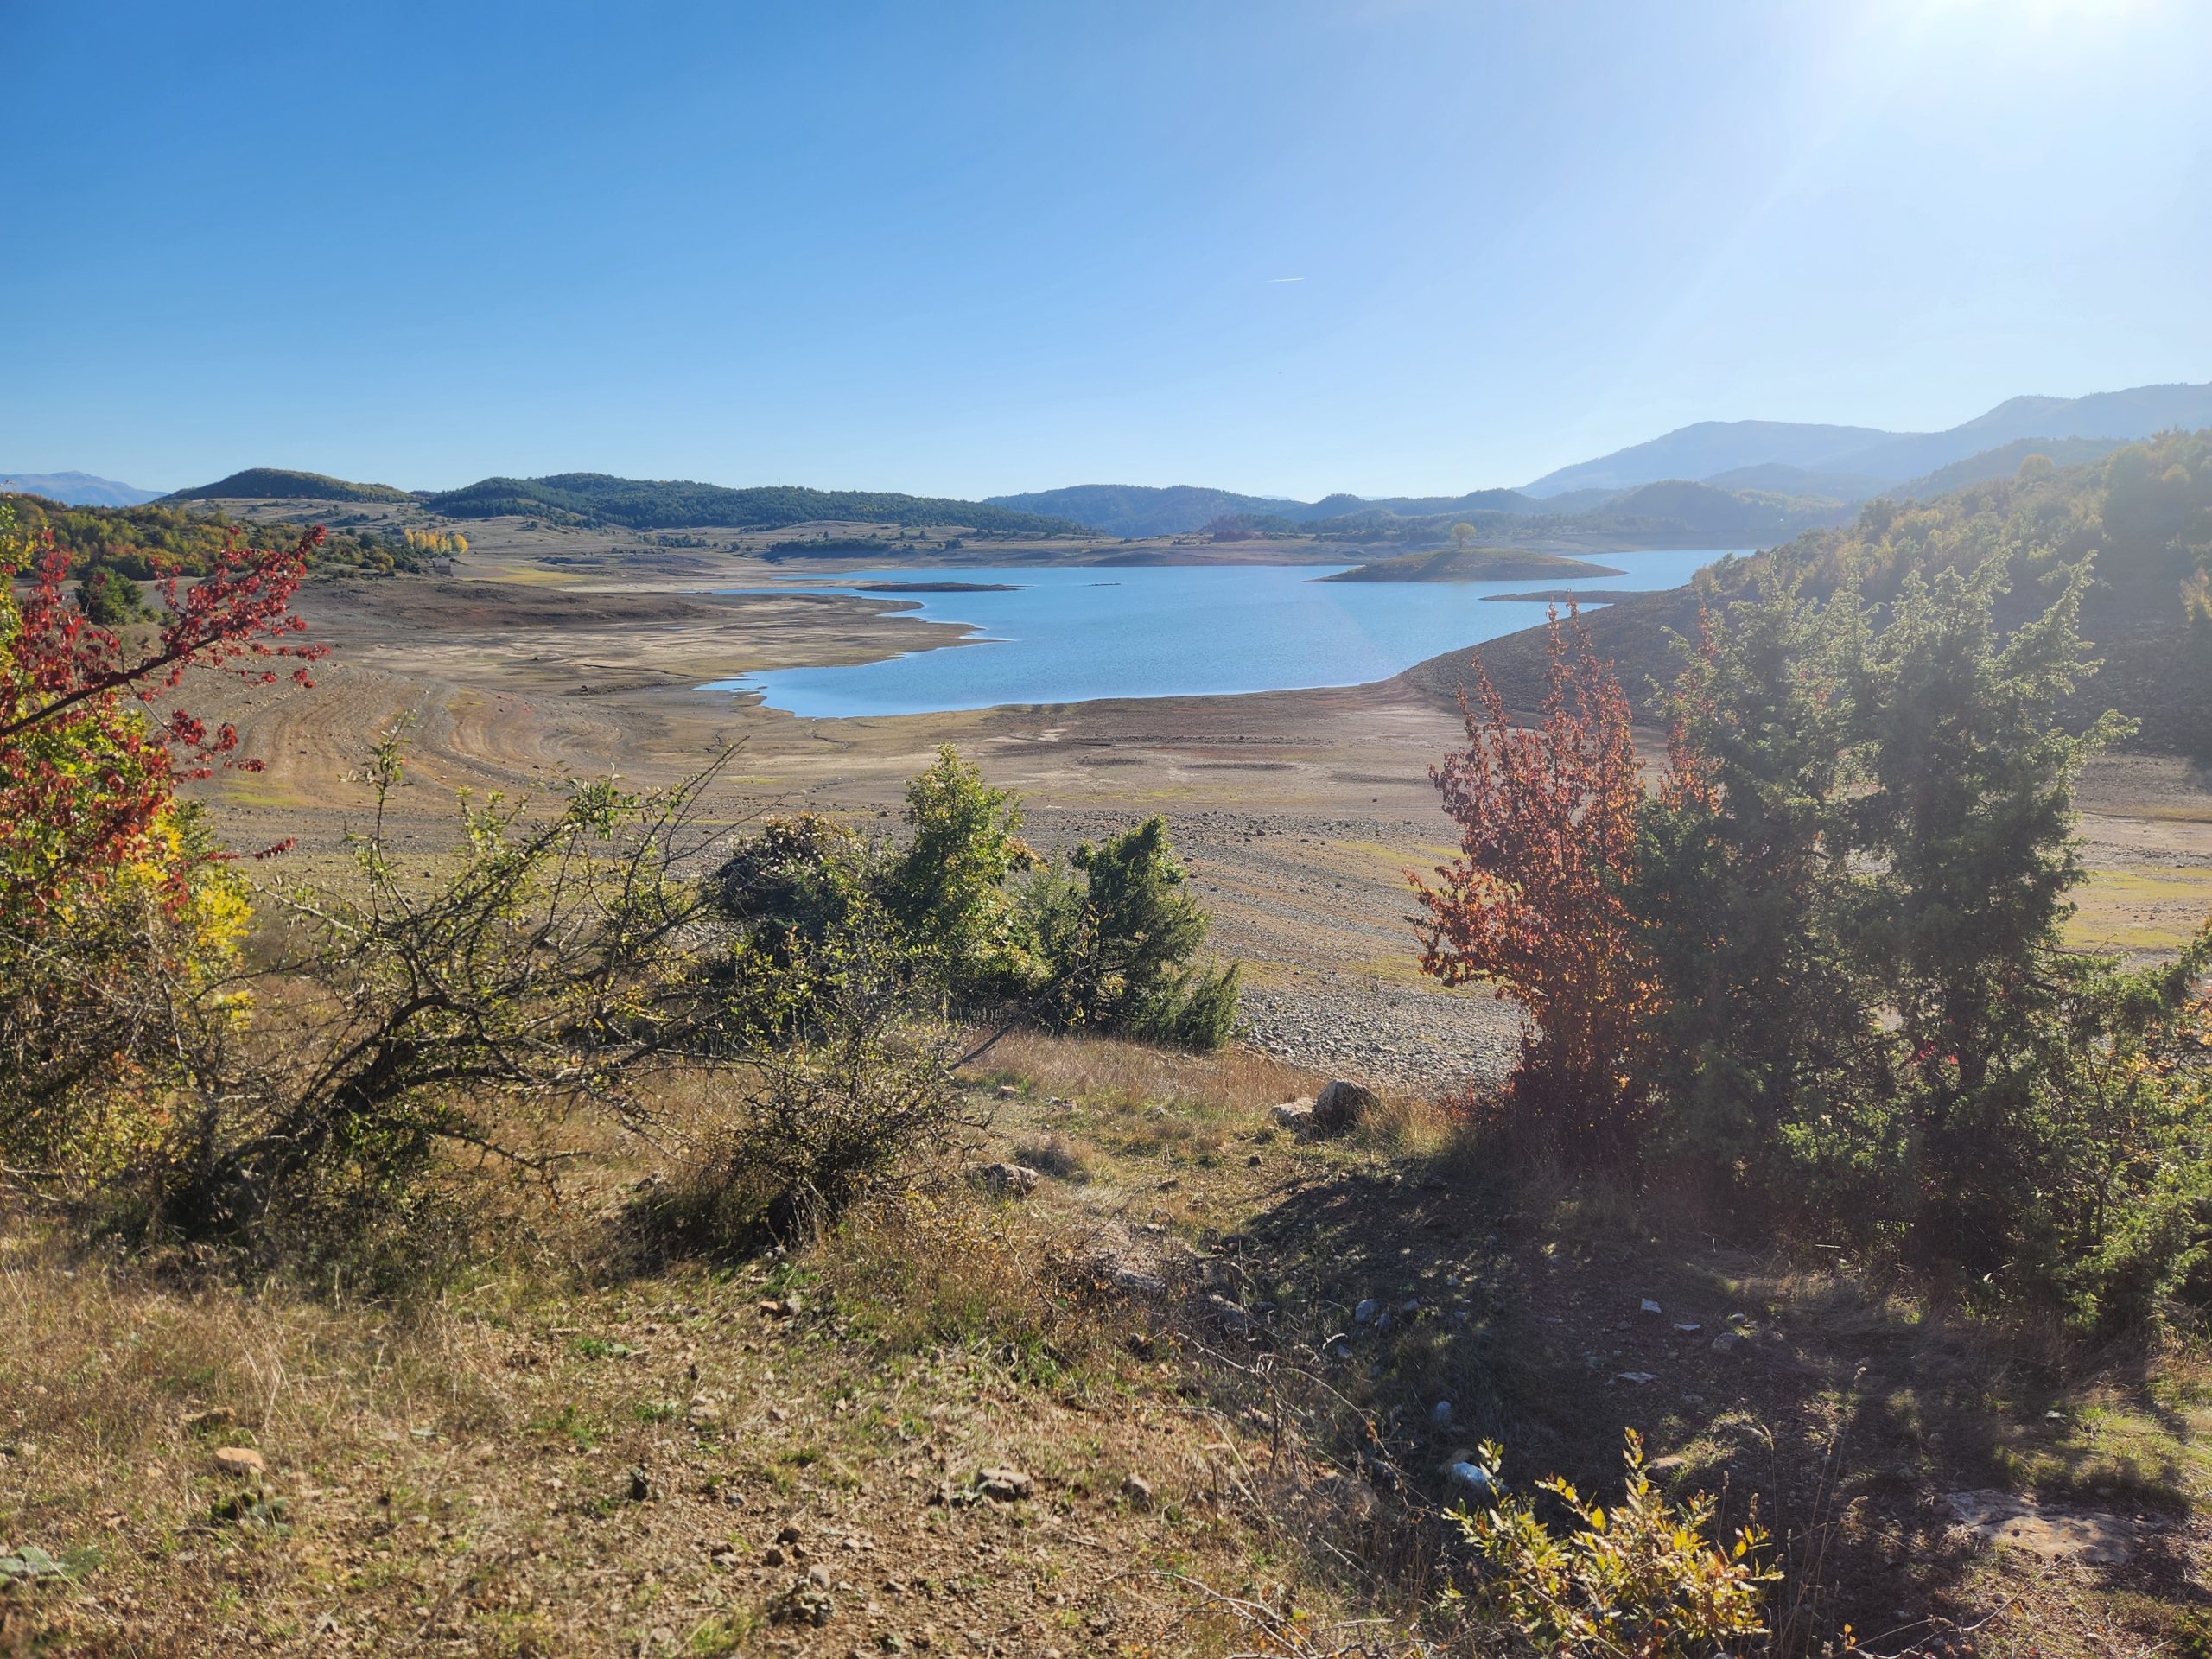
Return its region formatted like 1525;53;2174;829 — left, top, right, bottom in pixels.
1310;1079;1379;1137
212;1446;265;1478
970;1162;1039;1198
1271;1100;1315;1133
1945;1490;2135;1565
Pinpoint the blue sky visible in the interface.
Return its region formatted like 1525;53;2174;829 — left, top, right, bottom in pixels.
5;1;2208;498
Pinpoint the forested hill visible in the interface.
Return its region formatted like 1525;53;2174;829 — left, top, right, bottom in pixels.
1403;431;2212;754
423;474;1083;535
1;494;442;578
165;468;413;503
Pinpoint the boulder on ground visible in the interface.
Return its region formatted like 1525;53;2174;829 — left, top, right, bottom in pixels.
1271;1098;1315;1132
1311;1079;1379;1137
970;1161;1039;1198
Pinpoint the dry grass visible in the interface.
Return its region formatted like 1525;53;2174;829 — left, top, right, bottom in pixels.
969;1029;1328;1117
9;1026;2212;1657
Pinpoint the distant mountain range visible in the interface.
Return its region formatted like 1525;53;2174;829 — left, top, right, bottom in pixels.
1;470;163;506
1518;379;2212;495
29;378;2209;546
990;379;2212;536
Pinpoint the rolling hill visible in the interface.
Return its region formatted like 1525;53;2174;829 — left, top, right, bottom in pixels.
164;467;414;504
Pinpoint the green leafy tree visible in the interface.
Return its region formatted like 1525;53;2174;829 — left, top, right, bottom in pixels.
887;744;1037;1001
76;563;154;626
1847;549;2131;1263
1633;565;1872;1190
1025;817;1239;1050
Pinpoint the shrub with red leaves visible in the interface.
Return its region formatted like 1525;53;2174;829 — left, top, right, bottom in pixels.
1411;604;1659;1162
0;507;326;929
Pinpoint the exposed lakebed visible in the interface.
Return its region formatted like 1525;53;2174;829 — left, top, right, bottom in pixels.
707;550;1735;717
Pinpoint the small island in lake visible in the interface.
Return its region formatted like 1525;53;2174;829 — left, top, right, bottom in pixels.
1317;547;1624;583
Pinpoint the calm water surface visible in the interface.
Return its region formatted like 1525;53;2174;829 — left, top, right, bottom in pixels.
706;550;1735;717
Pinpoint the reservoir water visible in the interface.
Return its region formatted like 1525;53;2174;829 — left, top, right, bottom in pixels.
706;548;1735;717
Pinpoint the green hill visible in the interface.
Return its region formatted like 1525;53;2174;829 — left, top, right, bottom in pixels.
163;467;414;504
423;473;1083;535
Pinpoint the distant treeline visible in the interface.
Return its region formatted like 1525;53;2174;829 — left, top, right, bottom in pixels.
764;536;905;560
1;494;440;578
420;474;1084;536
1305;479;1845;548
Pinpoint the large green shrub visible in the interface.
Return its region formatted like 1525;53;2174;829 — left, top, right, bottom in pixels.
1450;478;2212;1329
1024;816;1240;1051
713;751;1240;1052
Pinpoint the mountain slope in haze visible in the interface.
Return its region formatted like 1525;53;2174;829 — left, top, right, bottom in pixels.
1408;429;2212;754
3;471;163;507
1887;435;2129;501
423;473;1083;535
1522;421;1899;497
1821;382;2212;482
165;467;414;503
1522;380;2212;498
1700;462;1885;501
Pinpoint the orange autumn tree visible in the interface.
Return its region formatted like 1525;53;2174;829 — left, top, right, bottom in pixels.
1412;605;1661;1162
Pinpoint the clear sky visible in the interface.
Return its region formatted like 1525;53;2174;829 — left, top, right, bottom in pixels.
5;0;2208;499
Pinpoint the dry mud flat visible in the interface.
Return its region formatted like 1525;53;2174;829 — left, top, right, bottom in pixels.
188;562;2212;1093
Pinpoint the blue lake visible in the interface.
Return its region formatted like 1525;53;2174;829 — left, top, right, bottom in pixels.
706;549;1735;717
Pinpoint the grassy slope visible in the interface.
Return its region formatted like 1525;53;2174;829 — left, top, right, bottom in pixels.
4;1032;2204;1656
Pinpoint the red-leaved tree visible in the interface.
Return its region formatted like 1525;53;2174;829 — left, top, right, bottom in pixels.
0;512;327;929
1411;605;1658;1161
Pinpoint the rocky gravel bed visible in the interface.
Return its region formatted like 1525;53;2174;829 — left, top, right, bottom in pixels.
1238;976;1519;1092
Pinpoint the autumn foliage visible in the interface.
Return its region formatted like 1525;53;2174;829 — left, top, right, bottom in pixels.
1413;605;1658;1159
0;510;326;929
